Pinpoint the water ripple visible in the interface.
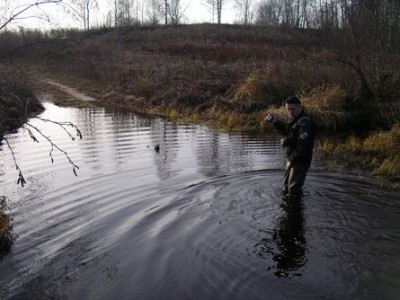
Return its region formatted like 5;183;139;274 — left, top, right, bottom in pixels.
1;103;399;300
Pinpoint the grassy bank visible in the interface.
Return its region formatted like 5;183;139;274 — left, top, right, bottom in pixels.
0;67;44;134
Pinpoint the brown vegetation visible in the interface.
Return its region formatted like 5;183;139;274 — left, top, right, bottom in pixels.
0;18;400;244
0;66;44;134
1;23;400;183
9;24;397;132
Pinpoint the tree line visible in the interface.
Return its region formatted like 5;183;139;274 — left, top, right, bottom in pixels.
2;1;399;38
257;1;400;58
257;0;399;31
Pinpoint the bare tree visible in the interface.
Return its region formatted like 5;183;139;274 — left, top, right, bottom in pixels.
204;0;217;22
235;0;253;24
138;0;146;24
256;0;283;26
204;0;229;24
82;0;98;30
255;0;346;29
216;0;229;24
64;0;98;30
113;0;119;27
115;0;138;26
298;0;311;28
164;0;168;24
147;0;163;24
120;0;136;26
168;0;186;25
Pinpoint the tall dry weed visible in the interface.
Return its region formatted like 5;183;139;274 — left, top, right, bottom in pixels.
363;124;400;154
374;155;400;179
302;85;349;130
231;62;302;111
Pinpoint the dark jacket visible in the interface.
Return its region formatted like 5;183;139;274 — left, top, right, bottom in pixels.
273;109;315;166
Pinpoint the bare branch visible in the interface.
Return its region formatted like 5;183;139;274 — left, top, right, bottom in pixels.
36;117;83;140
25;122;80;174
0;0;62;31
1;117;82;187
3;138;26;187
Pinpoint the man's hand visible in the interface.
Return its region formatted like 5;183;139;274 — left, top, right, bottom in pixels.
264;113;275;123
286;160;292;168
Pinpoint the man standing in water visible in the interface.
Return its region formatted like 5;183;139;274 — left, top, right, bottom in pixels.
265;95;315;198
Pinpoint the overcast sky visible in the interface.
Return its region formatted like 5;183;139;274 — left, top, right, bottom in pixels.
5;0;243;30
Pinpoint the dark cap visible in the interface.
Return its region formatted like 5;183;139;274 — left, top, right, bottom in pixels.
284;95;301;105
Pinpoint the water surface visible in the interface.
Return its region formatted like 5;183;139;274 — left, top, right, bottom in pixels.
1;103;399;300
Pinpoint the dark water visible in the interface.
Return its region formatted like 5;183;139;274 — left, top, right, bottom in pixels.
1;103;400;300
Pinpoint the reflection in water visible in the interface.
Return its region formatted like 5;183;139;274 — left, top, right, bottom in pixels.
1;103;400;299
254;197;306;278
273;197;306;277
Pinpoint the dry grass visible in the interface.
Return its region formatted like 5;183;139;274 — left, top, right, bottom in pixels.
301;85;349;130
6;24;400;184
16;24;400;134
364;125;400;181
230;65;299;111
363;124;400;154
318;124;400;183
0;197;16;257
374;155;400;181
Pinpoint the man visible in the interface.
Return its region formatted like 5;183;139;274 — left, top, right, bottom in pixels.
265;95;315;198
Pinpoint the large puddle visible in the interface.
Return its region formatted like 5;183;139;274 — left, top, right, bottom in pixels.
1;103;399;299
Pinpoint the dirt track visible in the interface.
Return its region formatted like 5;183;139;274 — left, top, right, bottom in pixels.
39;79;96;102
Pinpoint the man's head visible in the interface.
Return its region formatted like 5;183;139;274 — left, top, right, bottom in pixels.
284;95;302;118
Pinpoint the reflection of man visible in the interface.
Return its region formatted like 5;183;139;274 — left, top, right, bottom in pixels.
253;198;306;278
272;199;306;277
265;96;315;198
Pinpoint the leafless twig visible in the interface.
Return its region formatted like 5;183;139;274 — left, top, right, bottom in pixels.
25;121;80;176
2;138;26;187
0;0;62;31
1;118;82;187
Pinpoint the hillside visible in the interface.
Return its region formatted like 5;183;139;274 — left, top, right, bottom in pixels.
9;24;396;130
